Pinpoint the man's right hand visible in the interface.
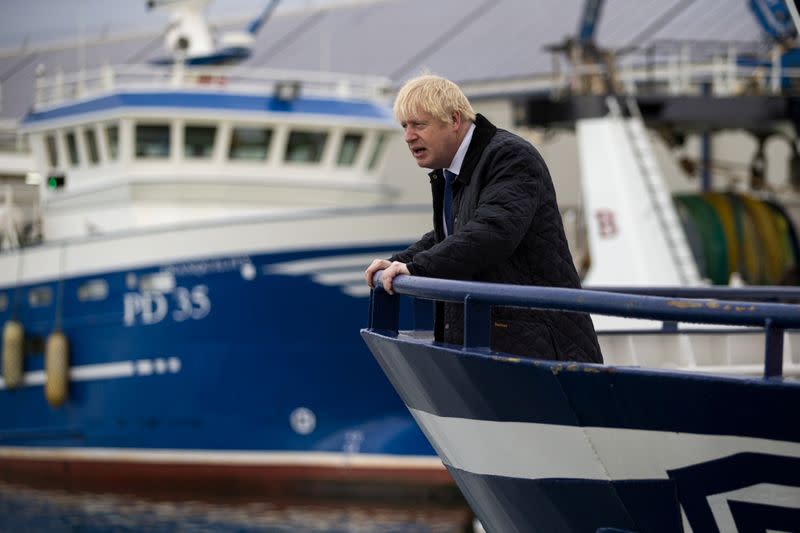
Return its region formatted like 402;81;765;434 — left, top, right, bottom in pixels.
364;259;391;288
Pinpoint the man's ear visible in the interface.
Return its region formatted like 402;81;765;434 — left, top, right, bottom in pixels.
451;111;462;129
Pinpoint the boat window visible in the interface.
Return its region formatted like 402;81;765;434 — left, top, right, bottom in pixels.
184;125;216;159
28;286;52;308
106;124;119;160
83;128;100;165
285;131;328;163
229;127;272;161
139;272;175;292
135;124;170;159
337;133;363;166
0;293;7;312
368;133;387;170
45;135;58;167
77;279;109;301
65;131;79;166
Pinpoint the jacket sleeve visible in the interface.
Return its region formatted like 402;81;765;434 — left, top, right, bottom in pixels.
408;142;542;279
389;229;436;263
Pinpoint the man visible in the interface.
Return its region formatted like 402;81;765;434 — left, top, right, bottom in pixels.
364;74;602;363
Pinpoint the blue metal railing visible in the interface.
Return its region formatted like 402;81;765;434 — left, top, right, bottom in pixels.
368;274;800;379
585;286;800;303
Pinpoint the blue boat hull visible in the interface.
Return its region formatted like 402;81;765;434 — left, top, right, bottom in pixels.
0;245;453;497
362;329;800;532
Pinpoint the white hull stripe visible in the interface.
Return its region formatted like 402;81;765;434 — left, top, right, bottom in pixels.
0;210;429;286
410;408;800;481
0;358;181;390
709;484;800;532
0;446;445;469
263;249;396;298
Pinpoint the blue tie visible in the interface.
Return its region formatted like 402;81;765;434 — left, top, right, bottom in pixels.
443;169;456;235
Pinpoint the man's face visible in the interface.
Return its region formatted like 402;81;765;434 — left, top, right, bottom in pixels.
400;110;462;169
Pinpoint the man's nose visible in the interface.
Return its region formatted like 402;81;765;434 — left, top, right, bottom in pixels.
404;128;417;142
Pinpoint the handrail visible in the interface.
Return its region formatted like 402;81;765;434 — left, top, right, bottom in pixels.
32;64;392;110
368;274;800;378
586;285;800;303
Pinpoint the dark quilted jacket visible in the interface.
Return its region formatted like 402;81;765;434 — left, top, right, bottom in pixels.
390;114;602;363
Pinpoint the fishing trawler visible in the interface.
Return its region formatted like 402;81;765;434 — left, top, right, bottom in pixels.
363;1;800;530
0;0;452;500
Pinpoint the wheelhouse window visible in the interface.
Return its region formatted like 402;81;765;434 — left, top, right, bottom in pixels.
105;124;119;160
337;133;363;166
368;133;387;170
285;130;328;163
45;135;58;167
65;131;79;166
184;125;216;159
229;127;272;161
136;124;170;159
83;128;100;164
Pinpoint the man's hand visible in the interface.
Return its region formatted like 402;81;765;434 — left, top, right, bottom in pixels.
364;259;391;288
380;261;410;295
363;259;411;294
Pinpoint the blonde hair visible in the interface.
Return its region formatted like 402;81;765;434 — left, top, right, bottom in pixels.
393;74;476;124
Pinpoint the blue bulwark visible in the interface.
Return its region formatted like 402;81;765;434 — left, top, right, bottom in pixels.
22;92;394;125
362;331;800;443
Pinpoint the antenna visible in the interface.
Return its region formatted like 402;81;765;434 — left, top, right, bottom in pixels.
148;0;281;66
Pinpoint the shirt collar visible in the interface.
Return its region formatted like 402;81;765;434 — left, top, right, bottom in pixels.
445;122;476;177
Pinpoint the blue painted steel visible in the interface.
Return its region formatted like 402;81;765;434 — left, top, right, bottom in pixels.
0;243;434;458
411;298;434;331
371;274;800;378
362;332;800;441
368;288;400;334
372;274;800;329
448;466;680;533
670;452;800;532
462;295;490;349
23;92;394;125
749;0;797;42
765;319;785;377
578;0;606;43
362;329;800;532
247;0;281;35
701;83;712;191
362;274;800;532
586;285;800;302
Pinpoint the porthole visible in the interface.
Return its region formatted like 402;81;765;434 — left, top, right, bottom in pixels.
28;286;52;308
78;279;109;301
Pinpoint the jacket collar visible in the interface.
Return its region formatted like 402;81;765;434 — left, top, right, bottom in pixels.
428;113;497;184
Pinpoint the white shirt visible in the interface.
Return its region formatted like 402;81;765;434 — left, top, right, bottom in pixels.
442;122;476;236
445;122;476;177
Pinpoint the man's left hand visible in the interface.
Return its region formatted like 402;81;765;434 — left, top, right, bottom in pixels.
381;261;410;295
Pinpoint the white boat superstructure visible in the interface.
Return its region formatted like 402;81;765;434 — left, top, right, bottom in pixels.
21;64;403;242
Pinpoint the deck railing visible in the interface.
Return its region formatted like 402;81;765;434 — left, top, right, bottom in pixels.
32;64;392;110
460;40;800;100
368;274;800;379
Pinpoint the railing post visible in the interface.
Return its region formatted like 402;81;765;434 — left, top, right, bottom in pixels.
661;320;678;332
727;44;736;95
412;297;434;331
764;318;784;378
369;288;399;334
463;295;491;350
55;69;64;104
102;64;114;92
770;47;781;94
